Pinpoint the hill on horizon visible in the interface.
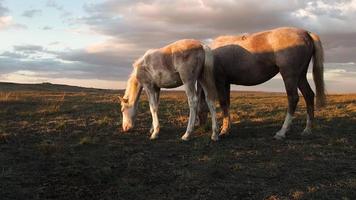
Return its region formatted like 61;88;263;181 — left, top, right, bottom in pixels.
0;82;117;93
0;82;287;95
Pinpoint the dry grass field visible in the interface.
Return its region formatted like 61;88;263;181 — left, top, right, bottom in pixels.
0;83;355;200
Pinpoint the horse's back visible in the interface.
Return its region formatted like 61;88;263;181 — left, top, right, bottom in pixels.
137;39;206;88
211;27;314;85
159;39;206;72
212;27;310;52
160;39;203;54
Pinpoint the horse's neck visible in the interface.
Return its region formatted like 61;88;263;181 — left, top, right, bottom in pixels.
124;75;142;106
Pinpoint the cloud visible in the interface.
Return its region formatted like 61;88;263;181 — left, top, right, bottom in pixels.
0;16;27;30
2;0;356;91
22;9;42;18
0;1;27;30
53;0;352;79
13;45;44;53
0;51;28;59
79;0;356;61
0;44;132;81
293;0;356;33
46;0;63;11
81;0;305;48
0;15;11;29
0;0;8;16
42;26;52;30
46;0;72;19
57;39;144;66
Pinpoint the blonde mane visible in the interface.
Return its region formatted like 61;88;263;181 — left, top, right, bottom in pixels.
123;67;140;106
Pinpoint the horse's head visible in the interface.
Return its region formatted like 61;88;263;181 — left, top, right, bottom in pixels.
120;96;137;132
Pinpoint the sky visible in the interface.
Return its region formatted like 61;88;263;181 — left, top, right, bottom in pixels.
0;0;356;93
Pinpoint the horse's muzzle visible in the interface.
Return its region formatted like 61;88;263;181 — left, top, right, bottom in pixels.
122;124;133;132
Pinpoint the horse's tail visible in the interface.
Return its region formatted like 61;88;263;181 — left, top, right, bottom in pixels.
309;32;326;108
200;44;217;101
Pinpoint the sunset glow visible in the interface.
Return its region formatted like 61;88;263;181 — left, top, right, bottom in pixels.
1;0;356;92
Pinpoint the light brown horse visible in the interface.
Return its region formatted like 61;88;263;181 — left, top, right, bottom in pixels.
120;39;219;141
199;27;326;139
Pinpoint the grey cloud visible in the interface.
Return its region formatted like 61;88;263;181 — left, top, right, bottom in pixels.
324;46;356;63
1;42;134;81
48;37;144;68
46;0;72;23
42;26;52;30
52;46;140;79
0;54;130;81
0;0;8;16
4;0;356;87
320;32;356;62
0;51;28;59
80;0;356;64
82;0;305;43
49;41;60;45
6;23;28;30
321;32;356;49
22;9;42;18
325;63;356;76
46;0;63;11
57;50;134;68
13;45;44;53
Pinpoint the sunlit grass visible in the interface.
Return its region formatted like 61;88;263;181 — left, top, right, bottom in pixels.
0;89;355;199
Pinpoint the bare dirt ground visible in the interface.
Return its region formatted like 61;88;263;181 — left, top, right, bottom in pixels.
0;83;355;199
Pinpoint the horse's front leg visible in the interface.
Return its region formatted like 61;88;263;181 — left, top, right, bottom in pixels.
145;86;161;140
181;82;198;141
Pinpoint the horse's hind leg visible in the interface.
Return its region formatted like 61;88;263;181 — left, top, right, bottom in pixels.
181;82;198;141
298;76;315;135
196;83;208;126
145;86;161;140
219;82;231;136
274;77;299;140
199;80;219;141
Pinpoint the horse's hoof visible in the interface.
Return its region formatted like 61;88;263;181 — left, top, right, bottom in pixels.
274;134;285;140
301;128;312;136
219;132;230;138
211;135;219;141
219;129;230;136
150;134;159;140
181;134;190;141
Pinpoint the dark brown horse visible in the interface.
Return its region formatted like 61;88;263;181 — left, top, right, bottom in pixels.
198;27;326;139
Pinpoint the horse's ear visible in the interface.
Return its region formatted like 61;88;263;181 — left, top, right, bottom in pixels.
119;96;128;104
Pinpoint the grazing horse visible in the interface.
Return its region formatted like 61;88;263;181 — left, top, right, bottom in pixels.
199;27;326;139
119;39;219;141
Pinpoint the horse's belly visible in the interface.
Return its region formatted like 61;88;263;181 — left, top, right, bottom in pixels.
227;64;279;86
154;71;183;88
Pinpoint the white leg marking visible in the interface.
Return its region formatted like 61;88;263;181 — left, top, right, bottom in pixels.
274;112;293;140
146;88;160;140
182;84;197;141
206;99;218;141
199;81;219;141
149;105;160;140
302;114;312;135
